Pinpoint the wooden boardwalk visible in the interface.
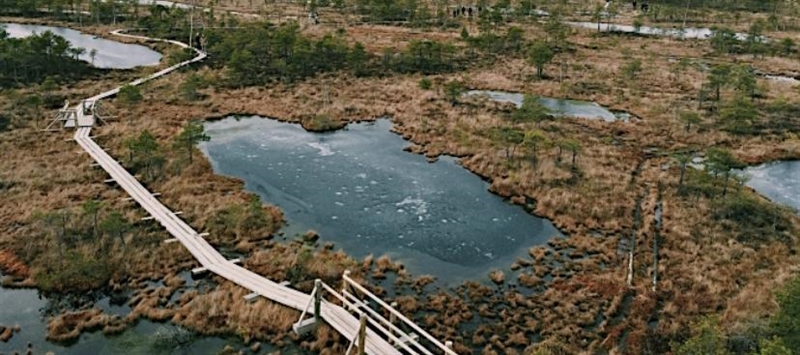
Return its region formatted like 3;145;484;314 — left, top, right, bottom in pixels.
67;30;453;355
75;126;403;354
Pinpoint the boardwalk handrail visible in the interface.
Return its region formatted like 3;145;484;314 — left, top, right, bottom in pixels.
343;271;457;355
298;284;318;322
317;281;422;355
341;289;431;355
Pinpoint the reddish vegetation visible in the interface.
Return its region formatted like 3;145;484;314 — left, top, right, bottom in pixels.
0;249;30;278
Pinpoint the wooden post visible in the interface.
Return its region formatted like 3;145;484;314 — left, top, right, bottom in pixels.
188;0;194;49
314;279;322;321
389;302;398;324
358;313;367;355
342;270;351;294
446;340;453;349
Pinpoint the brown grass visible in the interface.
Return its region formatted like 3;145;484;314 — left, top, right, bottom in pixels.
1;8;800;353
46;309;127;342
173;281;299;343
0;326;14;342
488;269;505;285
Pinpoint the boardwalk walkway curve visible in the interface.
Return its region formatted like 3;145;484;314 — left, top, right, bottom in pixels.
69;29;456;355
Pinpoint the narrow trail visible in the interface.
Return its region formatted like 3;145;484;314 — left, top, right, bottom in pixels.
68;29;450;355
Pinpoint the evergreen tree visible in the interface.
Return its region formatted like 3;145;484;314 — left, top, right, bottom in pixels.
528;41;554;78
444;80;464;106
707;64;731;101
560;139;581;170
173;120;210;163
524;129;549;167
179;74;203;102
128;130;163;181
772;275;800;350
81;199;102;239
680;111;702;131
118;84;143;106
512;95;551;124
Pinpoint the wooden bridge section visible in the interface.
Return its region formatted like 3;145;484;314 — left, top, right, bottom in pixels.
67;29;456;355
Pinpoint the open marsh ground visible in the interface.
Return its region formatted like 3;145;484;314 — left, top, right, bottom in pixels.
2;0;800;354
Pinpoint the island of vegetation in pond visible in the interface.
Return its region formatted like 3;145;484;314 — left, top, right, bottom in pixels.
2;0;800;354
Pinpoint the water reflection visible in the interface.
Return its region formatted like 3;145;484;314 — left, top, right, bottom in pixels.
1;23;162;69
200;117;561;283
464;90;632;122
743;161;800;212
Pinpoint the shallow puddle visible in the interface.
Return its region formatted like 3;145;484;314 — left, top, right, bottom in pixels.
464;90;632;122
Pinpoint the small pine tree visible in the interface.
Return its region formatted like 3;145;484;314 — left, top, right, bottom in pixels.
173;120;210;163
444;80;465;106
419;77;432;90
118;84;142;106
180;74;203;102
528;41;554;78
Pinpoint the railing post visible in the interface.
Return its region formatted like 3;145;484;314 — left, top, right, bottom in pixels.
389;301;398;324
314;279;322;321
446;340;453;350
342;270;351;294
358;313;367;355
341;270;352;311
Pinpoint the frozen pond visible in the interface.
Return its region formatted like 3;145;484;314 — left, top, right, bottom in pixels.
137;0;193;9
136;0;261;17
763;74;799;85
1;23;162;69
200;117;561;282
568;21;752;41
743;161;800;212
464;90;632;122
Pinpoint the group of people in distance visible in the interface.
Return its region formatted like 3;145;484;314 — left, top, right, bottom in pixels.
452;6;484;18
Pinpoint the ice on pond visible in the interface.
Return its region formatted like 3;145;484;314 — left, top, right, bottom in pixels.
200;117;561;282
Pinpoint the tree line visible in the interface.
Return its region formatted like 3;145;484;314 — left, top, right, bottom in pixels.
0;0;146;24
650;0;783;13
189;18;560;88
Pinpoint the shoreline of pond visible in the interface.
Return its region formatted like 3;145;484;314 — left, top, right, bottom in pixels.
199;115;565;284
